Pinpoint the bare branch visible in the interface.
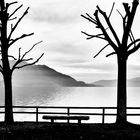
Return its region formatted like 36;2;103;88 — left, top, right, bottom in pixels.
85;13;97;24
9;4;23;18
8;55;17;60
6;1;18;9
94;44;110;58
123;3;131;16
22;58;33;61
81;14;97;24
8;1;18;6
8;4;23;19
117;9;127;31
108;2;115;18
9;33;34;47
127;38;140;56
117;9;123;19
11;41;43;71
129;30;136;47
94;10;118;52
9;17;17;21
81;31;105;40
127;42;140;56
127;38;140;50
97;6;121;46
21;41;42;60
8;7;30;40
18;47;21;59
13;53;44;70
82;6;120;51
106;52;116;57
122;0;139;46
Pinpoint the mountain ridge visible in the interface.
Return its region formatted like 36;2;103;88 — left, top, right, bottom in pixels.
10;64;98;87
93;77;140;87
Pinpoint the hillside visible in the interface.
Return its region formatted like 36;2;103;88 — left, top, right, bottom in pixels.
93;77;140;87
10;64;97;87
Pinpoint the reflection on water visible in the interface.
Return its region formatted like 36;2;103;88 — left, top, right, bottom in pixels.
0;86;140;107
13;87;117;107
0;86;140;123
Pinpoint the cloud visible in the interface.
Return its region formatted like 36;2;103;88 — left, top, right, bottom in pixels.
128;64;140;72
67;62;117;72
50;55;87;65
8;0;140;83
28;0;85;24
47;42;86;54
31;9;78;24
71;72;117;83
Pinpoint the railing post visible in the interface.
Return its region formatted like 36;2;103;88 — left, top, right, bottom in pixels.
102;108;105;124
36;107;38;122
67;107;70;123
67;107;70;116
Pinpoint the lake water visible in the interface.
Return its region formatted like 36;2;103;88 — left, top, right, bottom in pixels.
0;86;140;123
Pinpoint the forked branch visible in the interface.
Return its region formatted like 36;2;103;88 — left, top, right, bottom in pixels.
12;53;44;70
81;6;119;50
8;4;23;19
81;13;97;24
9;33;34;47
97;5;121;46
81;31;105;40
11;41;44;72
94;10;118;52
127;39;140;56
8;7;30;40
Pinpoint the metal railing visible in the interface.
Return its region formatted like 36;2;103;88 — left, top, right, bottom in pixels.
0;106;140;123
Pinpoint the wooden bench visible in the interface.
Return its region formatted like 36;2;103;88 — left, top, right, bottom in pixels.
42;115;89;124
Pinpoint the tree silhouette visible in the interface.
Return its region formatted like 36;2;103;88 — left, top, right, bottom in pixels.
81;0;140;124
0;0;44;124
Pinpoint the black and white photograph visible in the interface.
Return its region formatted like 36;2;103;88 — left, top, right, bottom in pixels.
0;0;140;139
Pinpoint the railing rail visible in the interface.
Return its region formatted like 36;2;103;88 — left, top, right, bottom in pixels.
0;106;140;123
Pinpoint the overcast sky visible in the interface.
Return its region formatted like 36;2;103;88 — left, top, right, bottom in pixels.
6;0;140;82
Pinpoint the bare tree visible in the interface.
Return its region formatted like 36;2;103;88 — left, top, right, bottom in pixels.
0;0;44;124
81;0;140;124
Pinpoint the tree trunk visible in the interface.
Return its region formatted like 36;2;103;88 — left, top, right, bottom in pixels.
116;57;127;124
3;71;14;124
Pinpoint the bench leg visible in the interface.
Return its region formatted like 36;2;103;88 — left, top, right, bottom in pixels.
51;119;54;124
67;119;70;124
78;119;81;125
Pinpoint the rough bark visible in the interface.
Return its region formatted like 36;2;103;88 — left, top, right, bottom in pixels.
0;0;44;124
81;0;140;125
3;72;14;124
116;56;127;124
0;1;13;124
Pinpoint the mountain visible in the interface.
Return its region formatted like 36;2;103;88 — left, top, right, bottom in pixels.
9;64;97;87
93;80;116;87
93;77;140;87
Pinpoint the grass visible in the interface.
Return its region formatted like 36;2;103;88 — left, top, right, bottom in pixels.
0;122;140;140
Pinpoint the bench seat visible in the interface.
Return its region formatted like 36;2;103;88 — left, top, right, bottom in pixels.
42;115;89;124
